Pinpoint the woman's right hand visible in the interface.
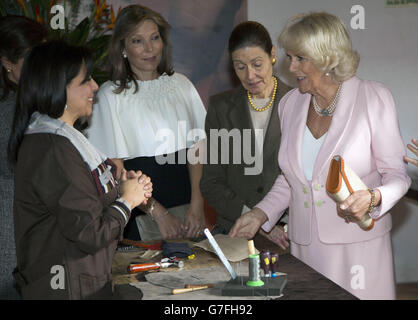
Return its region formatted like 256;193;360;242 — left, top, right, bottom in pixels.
229;208;268;239
119;169;153;208
154;212;184;240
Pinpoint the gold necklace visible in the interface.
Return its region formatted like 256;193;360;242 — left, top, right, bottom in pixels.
247;76;278;112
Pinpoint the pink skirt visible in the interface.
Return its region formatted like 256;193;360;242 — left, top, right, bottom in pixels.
291;211;396;300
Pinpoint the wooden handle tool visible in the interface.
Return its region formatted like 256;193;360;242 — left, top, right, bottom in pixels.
172;285;213;295
248;240;256;255
185;284;214;289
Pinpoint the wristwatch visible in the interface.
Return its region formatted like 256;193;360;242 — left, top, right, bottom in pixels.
148;199;156;216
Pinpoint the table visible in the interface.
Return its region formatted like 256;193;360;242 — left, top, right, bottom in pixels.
112;235;357;300
268;254;356;300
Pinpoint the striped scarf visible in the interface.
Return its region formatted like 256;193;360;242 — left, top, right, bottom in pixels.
25;112;117;195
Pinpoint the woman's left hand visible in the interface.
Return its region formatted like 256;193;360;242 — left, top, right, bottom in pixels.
337;189;381;223
404;138;418;167
183;201;206;238
258;225;289;250
122;169;153;205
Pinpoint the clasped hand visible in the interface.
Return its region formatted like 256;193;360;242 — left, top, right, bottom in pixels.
119;169;153;209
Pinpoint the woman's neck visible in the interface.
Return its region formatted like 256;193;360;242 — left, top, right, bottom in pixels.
312;81;340;108
58;112;76;127
134;70;160;81
253;75;275;99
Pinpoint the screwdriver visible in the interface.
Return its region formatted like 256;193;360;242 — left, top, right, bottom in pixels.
128;259;184;273
128;262;161;273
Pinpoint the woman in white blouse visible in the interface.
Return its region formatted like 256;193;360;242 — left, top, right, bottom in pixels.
86;5;207;240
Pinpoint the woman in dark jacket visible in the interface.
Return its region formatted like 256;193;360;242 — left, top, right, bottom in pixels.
0;15;47;300
200;21;291;245
8;40;152;300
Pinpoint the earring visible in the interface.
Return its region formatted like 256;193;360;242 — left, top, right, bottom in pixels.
325;72;330;76
64;104;68;110
272;57;277;65
6;68;11;73
122;52;127;58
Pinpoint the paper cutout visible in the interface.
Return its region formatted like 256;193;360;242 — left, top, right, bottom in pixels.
193;234;259;262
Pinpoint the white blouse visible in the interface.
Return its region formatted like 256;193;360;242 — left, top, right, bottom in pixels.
302;126;326;181
241;98;274;216
86;73;207;159
248;97;273;155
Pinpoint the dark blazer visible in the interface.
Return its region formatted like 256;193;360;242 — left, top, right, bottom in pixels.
0;89;19;299
200;77;292;231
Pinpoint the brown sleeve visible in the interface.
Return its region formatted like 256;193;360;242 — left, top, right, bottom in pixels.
34;134;126;254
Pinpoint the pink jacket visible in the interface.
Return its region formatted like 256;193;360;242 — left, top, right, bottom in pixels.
256;76;411;245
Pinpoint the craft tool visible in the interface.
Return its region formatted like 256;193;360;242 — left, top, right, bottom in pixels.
247;239;256;255
203;228;237;279
120;239;162;250
116;244;135;251
271;253;279;277
128;257;183;273
260;250;271;277
185;283;214;289
246;254;264;287
172;284;213;295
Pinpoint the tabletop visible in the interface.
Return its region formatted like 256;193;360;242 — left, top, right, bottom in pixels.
112;234;357;300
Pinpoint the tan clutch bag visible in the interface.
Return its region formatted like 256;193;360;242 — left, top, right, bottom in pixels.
326;155;374;231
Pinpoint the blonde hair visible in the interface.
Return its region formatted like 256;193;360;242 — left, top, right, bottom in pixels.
278;12;359;82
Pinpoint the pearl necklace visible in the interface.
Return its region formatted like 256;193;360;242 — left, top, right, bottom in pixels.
312;83;342;117
247;76;278;112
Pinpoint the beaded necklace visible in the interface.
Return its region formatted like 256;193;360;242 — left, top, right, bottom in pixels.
247;76;278;112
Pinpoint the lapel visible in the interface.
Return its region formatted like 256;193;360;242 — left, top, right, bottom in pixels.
287;92;311;184
227;86;257;160
228;83;284;167
313;76;361;180
287;76;361;184
262;80;283;162
227;86;253;129
227;84;285;171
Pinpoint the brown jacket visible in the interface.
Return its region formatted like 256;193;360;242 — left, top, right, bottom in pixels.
13;133;126;299
200;78;292;231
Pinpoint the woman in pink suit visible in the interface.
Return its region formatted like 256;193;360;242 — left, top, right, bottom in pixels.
229;12;411;300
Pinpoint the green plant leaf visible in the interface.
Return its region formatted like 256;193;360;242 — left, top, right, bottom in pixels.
66;17;91;44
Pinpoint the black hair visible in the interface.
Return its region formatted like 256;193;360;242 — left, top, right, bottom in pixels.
228;21;273;57
0;15;47;100
7;40;94;167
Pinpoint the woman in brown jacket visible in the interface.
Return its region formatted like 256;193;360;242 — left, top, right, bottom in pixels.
7;41;152;299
